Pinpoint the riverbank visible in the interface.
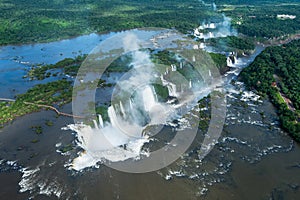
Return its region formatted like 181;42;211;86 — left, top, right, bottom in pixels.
1;76;299;199
0;20;299;200
240;38;300;142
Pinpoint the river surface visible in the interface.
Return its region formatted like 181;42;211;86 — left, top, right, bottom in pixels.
0;32;299;200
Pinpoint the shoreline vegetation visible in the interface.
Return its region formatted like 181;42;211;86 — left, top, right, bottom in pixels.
216;0;300;40
1;0;300;143
0;80;73;127
0;48;231;127
1;31;300;136
240;39;300;142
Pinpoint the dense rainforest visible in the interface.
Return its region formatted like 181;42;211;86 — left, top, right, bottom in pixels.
2;0;300;45
217;1;300;39
0;0;219;45
1;0;300;141
240;39;300;141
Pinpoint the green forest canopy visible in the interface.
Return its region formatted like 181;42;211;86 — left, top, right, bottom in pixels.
0;0;217;45
240;39;300;141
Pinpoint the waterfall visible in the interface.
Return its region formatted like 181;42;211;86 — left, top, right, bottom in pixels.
161;74;178;97
209;23;216;29
200;43;205;49
108;106;119;128
129;98;134;111
119;101;126;117
199;33;204;38
209;70;212;77
93;120;99;130
165;67;169;75
212;3;217;11
194;28;200;36
227;52;238;67
171;64;177;71
167;83;177;97
66;30;221;171
142;86;157;112
233;55;238;64
98;114;104;128
227;57;233;67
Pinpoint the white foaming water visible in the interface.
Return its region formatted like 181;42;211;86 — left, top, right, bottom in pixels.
161;74;178;97
119;101;126;117
98;114;104;128
19;167;64;198
66;30;221;171
199;43;206;49
129;98;134;110
67;80;179;171
241;91;261;102
67;117;148;171
227;57;233;67
143;86;157;112
67;40;178;171
68;72;209;171
193;15;237;40
93;120;99;130
167;83;177;97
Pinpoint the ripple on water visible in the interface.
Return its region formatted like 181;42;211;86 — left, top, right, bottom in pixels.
156;83;293;196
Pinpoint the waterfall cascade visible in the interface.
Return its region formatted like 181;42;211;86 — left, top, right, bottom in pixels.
66;34;218;171
161;74;178;97
199;43;206;49
107;106;119;129
209;23;216;29
227;56;233;67
119;101;126;117
93;120;99;130
142;86;157;112
98;114;104;128
193;14;236;40
171;64;177;72
129;98;134;110
227;52;238;67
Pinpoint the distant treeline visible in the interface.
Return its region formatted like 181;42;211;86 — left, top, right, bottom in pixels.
0;0;219;45
215;0;300;5
219;2;300;39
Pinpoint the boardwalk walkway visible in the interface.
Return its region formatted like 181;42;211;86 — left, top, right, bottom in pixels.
0;98;84;119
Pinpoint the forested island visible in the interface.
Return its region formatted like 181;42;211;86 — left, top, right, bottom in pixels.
240;39;300;141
